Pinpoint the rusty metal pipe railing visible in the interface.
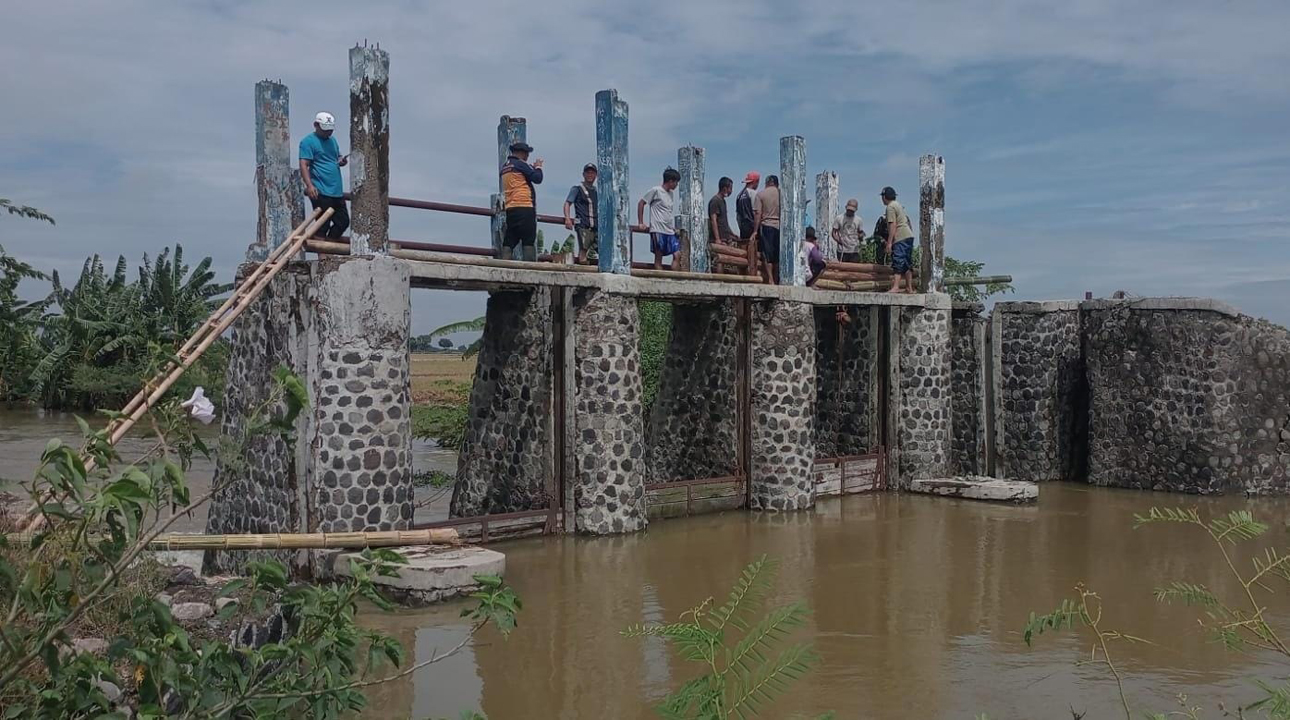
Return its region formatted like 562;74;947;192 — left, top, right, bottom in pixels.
352;193;652;235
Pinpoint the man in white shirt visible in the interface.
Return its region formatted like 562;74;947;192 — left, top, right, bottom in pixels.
638;167;681;270
832;198;865;263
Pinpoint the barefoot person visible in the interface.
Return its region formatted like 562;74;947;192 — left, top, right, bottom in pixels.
832;198;864;263
881;186;915;293
298;112;349;239
638;168;681;270
735;172;760;275
753;175;781;283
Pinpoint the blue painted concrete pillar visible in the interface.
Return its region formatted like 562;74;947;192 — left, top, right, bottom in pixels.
493;116;527;257
348;44;390;256
595;90;630;275
778;135;806;285
251;80;305;262
677;146;707;273
814;171;839;261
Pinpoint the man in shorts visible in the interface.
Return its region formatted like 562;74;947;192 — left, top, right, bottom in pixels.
563;163;598;264
881;186;916;293
638;168;681;270
499;141;544;261
753;175;781;284
832;198;864;263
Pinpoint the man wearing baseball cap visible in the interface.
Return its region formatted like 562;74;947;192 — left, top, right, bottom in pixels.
881;186;916;293
735;172;760;275
563;163;598;264
832;198;865;263
299;111;349;239
499;142;544;261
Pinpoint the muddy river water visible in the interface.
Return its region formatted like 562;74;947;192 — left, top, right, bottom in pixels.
5;408;1290;718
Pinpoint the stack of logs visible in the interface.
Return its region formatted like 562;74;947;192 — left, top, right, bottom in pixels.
709;242;915;290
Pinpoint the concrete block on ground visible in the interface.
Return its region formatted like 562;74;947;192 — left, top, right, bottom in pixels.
908;476;1038;503
333;545;506;606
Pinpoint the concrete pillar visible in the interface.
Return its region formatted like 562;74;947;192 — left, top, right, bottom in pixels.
891;297;953;487
677;146;707;273
814;306;879;458
950;303;988;475
348;44;391;256
451;289;553;516
251;80;304;262
918;154;946;293
492;116;527;257
309;256;413;532
750;301;816;510
572;290;648;533
778;136;806;285
814;171;839;261
595;90;630;274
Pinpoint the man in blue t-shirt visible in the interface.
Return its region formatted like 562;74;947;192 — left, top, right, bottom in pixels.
298;111;349;239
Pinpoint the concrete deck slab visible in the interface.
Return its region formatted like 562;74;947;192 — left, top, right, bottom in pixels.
333;545;505;606
401;258;945;307
1079;297;1241;317
908;476;1039;503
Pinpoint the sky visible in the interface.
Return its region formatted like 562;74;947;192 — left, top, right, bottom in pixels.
2;0;1288;339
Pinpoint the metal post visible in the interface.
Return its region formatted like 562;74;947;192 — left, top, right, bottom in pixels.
814;171;839;261
348;44;390;256
677;146;707;273
493;116;527;257
251;80;304;262
595;90;630;274
778;136;806;285
919;154;946;293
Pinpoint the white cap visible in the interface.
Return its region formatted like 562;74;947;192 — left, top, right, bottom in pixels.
314;111;336;130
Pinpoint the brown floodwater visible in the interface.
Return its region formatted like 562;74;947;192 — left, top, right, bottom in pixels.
361;484;1290;719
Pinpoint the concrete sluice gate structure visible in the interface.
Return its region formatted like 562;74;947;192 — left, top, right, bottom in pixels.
205;52;1290;579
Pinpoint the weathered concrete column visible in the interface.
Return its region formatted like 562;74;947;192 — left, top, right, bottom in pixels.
451;289;553;516
677;146;707;273
645;300;738;482
573;290;648;533
348;44;390;256
778;136;806;285
950;302;988;475
814;171;839;260
595;90;630;274
251;80;305;262
750;301;816;510
492;116;527;257
309;256;413;532
891;297;953;487
918;154;945;293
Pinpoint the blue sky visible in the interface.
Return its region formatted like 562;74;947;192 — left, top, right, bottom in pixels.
2;0;1288;335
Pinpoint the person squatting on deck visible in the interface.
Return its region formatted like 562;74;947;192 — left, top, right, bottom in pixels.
299;111;349;239
639;168;681;270
753;175;782;284
563;163;598;264
832;198;865;263
803;226;826;286
881;186;916;293
500;141;544;261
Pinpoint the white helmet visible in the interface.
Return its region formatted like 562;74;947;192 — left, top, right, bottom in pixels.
314;111;336;130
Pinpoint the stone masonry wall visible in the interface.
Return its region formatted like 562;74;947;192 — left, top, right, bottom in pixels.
894;303;952;486
750;301;816;511
308;257;414;532
451;289;553;516
993;302;1082;482
573;290;648;533
204;266;311;575
950;303;987;475
645;300;738;482
814;306;877;458
1084;300;1290;494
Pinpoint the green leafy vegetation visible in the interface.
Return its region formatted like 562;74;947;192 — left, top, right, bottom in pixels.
623;555;830;720
638;300;672;414
411;317;485;358
412;403;468;450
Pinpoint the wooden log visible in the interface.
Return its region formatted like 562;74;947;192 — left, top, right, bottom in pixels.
813;279;889;292
945;275;1012;286
4;528;461;551
819;270;890;282
709;243;746;257
713;255;750;268
824;260;894;274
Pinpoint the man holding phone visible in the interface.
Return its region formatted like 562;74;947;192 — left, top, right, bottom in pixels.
299;111;349;239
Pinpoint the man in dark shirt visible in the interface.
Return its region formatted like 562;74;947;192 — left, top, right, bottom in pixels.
708;177;737;244
735;172;760;276
499;142;544;261
563;163;598;264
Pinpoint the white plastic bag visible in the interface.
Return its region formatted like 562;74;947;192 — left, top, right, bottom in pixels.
180;387;216;425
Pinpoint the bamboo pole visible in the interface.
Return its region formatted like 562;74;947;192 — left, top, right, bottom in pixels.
4;528;460;551
945;274;1012;286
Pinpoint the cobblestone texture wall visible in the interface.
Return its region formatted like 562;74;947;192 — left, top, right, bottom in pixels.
204;266;311;575
750;301;816;510
309;257;414;532
895;304;952;486
813;306;877;458
951;303;986;475
451;290;552;516
994;302;1083;481
645;300;738;482
573;290;648;533
1084;302;1290;494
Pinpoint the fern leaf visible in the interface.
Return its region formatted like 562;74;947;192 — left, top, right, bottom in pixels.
728;642;819;718
1132;506;1201;529
1209;510;1267;543
1022;598;1084;647
726;602;810;678
709;555;775;633
1153;582;1220;608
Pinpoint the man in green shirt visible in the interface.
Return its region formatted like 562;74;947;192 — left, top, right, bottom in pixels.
881;186;916;293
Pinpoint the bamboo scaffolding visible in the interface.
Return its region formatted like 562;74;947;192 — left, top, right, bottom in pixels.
4;528;460;551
